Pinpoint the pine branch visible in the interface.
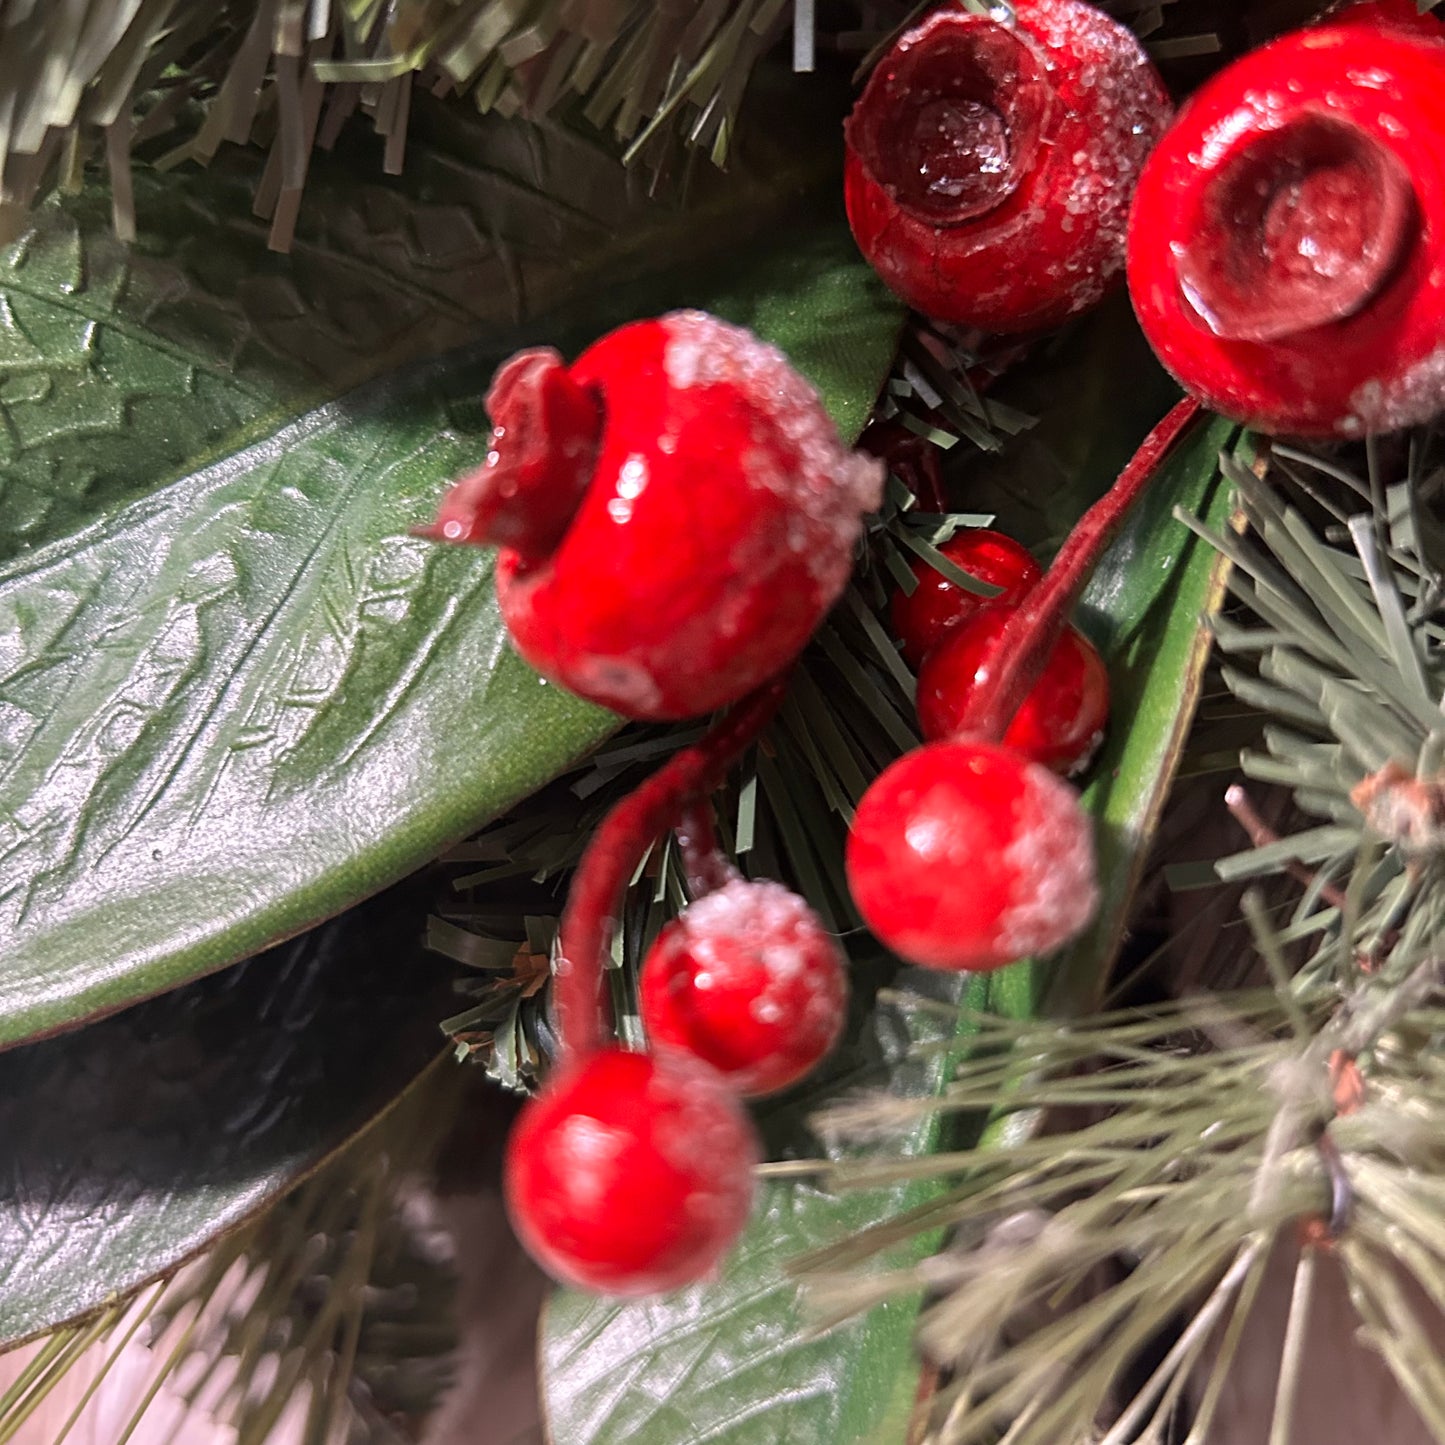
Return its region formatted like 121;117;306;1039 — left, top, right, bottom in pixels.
0;0;913;248
779;426;1445;1445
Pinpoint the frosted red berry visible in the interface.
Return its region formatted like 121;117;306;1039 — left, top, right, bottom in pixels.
639;878;848;1098
1128;18;1445;436
890;529;1042;669
844;0;1171;333
846;739;1098;971
916;602;1109;775
426;311;883;720
504;1047;759;1296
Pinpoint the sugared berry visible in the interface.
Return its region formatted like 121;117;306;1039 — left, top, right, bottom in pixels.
846;739;1098;971
844;0;1171;333
639;878;848;1097
426;311;883;719
890;529;1042;669
1128;17;1445;436
504;1047;759;1296
916;602;1109;775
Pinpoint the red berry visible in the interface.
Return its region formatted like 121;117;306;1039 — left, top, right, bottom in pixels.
639;878;849;1097
504;1047;758;1296
916;602;1109;775
428;312;884;720
890;529;1042;668
1127;19;1445;436
844;0;1171;333
846;739;1098;971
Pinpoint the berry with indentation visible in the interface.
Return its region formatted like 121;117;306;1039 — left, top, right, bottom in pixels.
844;0;1170;333
424;311;883;719
917;601;1109;775
504;1046;759;1296
1127;17;1445;436
639;878;848;1097
846;739;1098;971
890;529;1042;668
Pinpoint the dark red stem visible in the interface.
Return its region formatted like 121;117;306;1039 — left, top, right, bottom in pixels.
554;676;787;1059
956;397;1202;742
676;799;739;898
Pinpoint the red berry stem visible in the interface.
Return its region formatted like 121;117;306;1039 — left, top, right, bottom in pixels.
675;799;739;899
554;676;788;1059
953;397;1201;744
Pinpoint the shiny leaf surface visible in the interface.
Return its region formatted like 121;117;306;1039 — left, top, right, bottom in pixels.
540;305;1235;1445
0;879;454;1348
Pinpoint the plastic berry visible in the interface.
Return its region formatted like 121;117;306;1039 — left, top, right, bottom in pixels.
504;1046;759;1296
1127;17;1445;437
423;311;884;720
846;739;1098;971
846;400;1200;974
639;878;848;1097
843;0;1171;333
916;601;1108;775
890;529;1042;668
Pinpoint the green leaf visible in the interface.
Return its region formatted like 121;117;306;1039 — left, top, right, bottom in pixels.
0;103;902;1049
0;879;454;1348
539;307;1236;1445
1050;408;1239;1014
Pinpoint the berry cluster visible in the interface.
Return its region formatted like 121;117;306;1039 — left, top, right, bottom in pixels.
890;527;1108;777
499;678;851;1296
851;397;1198;972
426;317;866;1296
419;0;1445;1300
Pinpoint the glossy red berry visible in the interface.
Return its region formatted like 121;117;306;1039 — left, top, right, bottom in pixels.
427;312;883;720
639;878;848;1098
890;529;1042;668
846;739;1097;971
916;602;1109;775
844;0;1171;333
504;1047;759;1296
1128;18;1445;436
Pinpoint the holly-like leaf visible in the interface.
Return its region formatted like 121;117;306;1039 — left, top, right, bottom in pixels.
539;307;1235;1445
0;99;902;1049
0;878;454;1348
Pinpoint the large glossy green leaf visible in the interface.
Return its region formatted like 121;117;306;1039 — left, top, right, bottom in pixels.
540;306;1236;1445
0;104;901;1048
0;94;834;554
0;878;454;1347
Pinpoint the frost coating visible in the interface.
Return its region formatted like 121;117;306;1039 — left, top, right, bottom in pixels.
681;877;822;977
640;876;849;1096
843;0;1170;332
996;761;1098;958
493;310;886;721
1347;343;1445;436
661;309;885;594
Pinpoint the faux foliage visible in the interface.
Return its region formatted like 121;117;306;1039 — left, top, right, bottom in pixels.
791;436;1445;1445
